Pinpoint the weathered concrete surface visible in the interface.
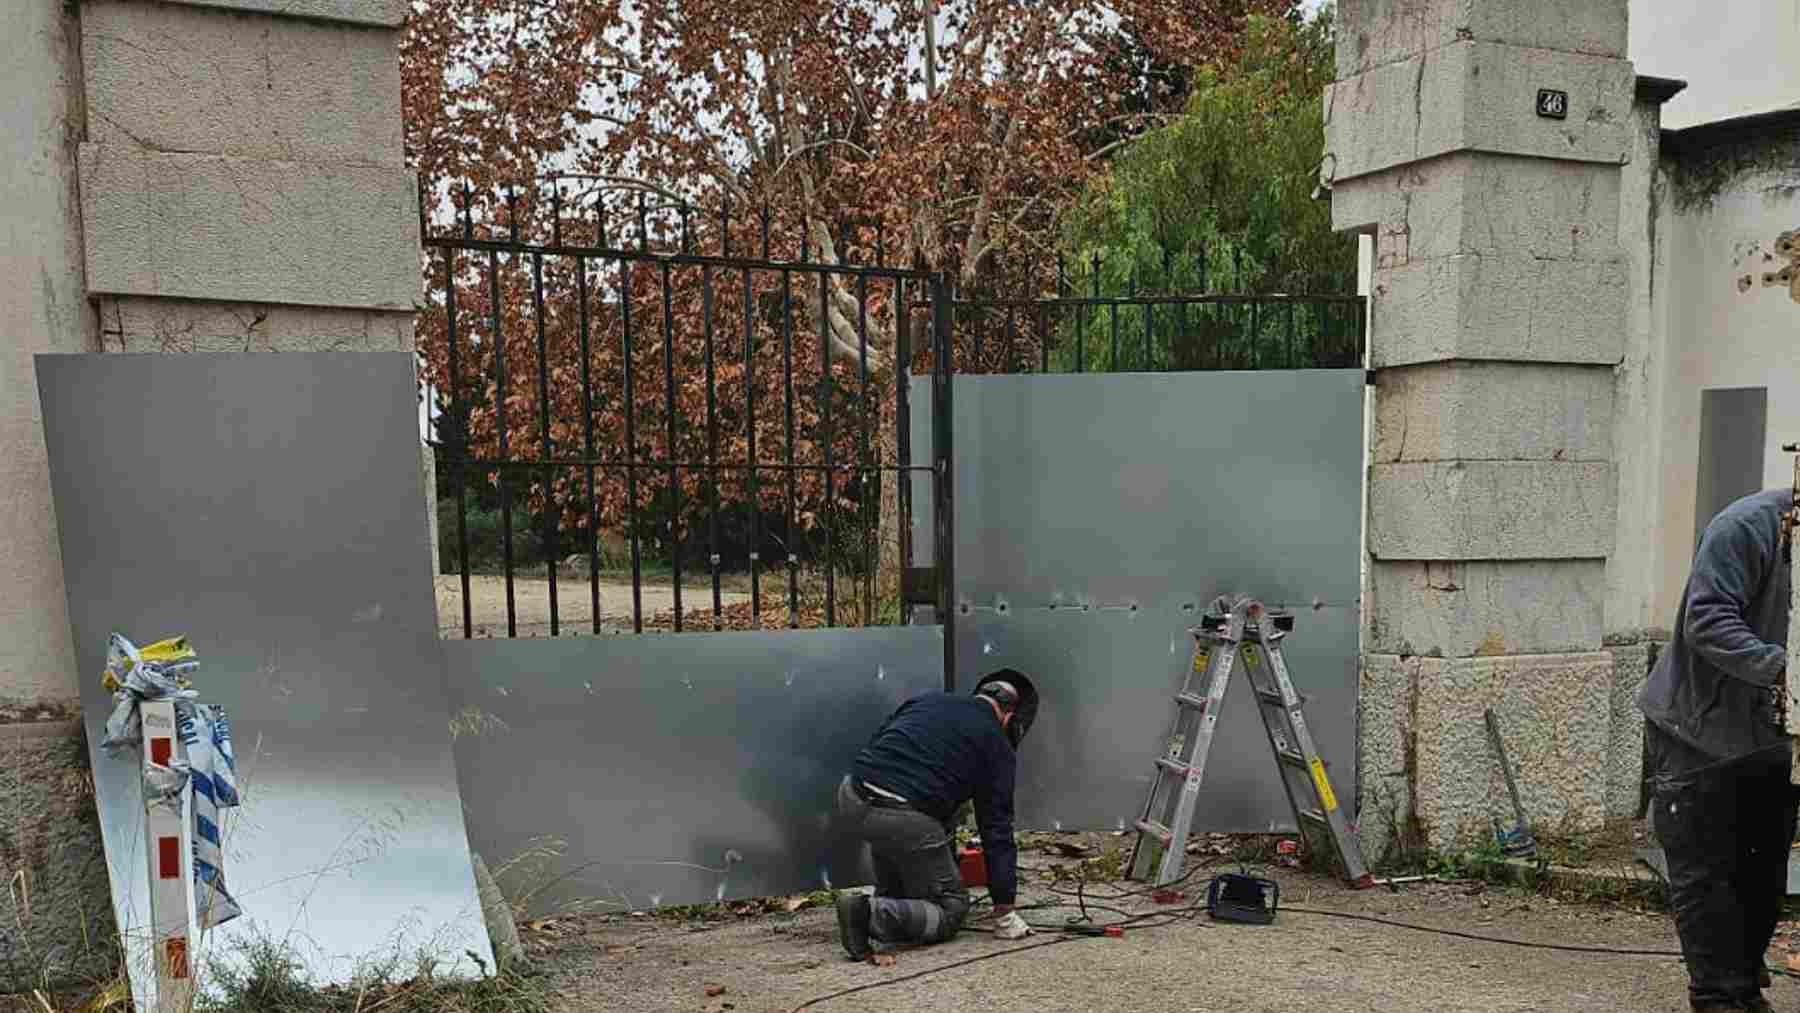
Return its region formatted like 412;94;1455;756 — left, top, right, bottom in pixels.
1373;363;1615;462
151;0;406;27
78;144;421;309
1413;653;1613;852
1367;461;1616;560
1332;154;1624;265
0;722;114;991
1370;254;1628;367
96;296;415;353
1355;654;1415;866
1606;92;1673;640
1606;641;1656;821
83;1;404;166
1366;559;1605;658
1336;0;1629;78
2;0;90;713
1326;40;1634;183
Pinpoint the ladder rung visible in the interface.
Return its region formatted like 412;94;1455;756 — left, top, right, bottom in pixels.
1275;749;1307;768
1255;688;1286;706
1175;692;1209;711
1299;808;1329;826
1155;756;1191;777
1135;819;1173;843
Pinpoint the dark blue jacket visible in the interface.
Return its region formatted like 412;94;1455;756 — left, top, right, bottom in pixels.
1638;487;1793;769
851;692;1018;905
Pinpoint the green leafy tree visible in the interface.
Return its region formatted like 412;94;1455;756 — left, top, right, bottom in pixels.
1054;7;1357;372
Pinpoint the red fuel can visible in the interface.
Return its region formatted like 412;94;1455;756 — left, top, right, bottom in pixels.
958;846;988;888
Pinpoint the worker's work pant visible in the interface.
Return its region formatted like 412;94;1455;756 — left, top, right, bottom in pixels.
834;775;970;944
1648;724;1799;1006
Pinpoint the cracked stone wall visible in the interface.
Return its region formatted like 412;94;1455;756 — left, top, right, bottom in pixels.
1331;0;1632;860
1;0;423;989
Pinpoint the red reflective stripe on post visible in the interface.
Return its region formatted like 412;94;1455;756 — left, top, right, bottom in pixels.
158;837;180;879
150;737;172;767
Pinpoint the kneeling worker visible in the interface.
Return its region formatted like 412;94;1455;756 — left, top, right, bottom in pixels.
832;670;1039;959
1638;487;1798;1013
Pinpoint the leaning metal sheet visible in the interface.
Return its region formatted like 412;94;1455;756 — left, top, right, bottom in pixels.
443;628;943;916
916;370;1365;831
36;353;493;1002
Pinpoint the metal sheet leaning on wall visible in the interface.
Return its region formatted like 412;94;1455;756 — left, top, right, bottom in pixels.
35;352;493;998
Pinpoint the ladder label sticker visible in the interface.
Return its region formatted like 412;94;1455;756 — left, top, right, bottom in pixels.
1310;757;1339;812
1241;645;1258;667
1183;771;1202;795
1193;650;1209;673
165;938;190;980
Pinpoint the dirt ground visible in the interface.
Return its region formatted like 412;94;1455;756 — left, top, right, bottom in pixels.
436;574;751;637
520;849;1790;1013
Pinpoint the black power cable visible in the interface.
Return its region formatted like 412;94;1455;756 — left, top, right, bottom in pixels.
786;884;1705;1011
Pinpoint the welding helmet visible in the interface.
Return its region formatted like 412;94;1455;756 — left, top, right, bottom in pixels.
974;668;1039;750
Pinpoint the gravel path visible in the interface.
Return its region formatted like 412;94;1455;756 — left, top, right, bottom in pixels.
435;574;750;637
526;870;1751;1013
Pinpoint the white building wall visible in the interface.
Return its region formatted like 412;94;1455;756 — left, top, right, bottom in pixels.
1652;138;1800;627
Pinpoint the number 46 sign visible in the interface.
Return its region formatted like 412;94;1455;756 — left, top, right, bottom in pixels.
1537;89;1569;120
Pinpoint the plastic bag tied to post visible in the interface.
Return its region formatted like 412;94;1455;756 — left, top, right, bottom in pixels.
101;633;244;928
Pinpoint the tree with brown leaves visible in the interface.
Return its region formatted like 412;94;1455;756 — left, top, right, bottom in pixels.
402;0;1295;625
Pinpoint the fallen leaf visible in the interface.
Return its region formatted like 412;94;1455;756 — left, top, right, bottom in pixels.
868;952;897;968
783;895;812;912
702;1002;735;1013
1050;842;1089;858
1788;952;1800;974
703;983;727;997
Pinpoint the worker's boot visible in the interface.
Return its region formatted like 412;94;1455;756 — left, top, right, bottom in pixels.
835;892;872;961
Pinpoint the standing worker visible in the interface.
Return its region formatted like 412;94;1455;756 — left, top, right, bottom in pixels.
1638;487;1799;1013
831;670;1040;960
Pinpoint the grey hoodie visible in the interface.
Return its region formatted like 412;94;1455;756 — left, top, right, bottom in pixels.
1637;487;1793;769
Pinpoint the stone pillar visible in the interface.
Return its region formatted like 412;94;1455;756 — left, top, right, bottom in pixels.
0;0;423;988
1328;0;1633;856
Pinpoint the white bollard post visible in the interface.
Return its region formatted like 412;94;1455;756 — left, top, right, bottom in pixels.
141;698;196;1012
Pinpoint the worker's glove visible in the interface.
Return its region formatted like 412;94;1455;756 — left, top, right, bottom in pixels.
994;911;1032;940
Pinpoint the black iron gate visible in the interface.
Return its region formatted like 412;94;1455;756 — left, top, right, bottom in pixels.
417;179;1365;691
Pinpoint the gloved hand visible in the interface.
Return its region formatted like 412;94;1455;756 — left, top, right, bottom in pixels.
995;911;1033;940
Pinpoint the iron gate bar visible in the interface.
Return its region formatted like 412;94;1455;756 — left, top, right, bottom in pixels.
819;270;835;627
781;268;798;627
443;249;473;637
426;234;925;282
488;248;518;638
858;273;873;627
662;261;682;632
620;259;643;633
532;251;560;638
577;255;601;635
931;272;956;690
744;264;761;627
703;265;722;629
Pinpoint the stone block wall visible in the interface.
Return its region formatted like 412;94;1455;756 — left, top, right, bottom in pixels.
1333;0;1635;862
0;0;422;989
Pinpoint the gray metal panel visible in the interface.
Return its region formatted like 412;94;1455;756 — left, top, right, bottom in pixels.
443;627;944;916
962;605;1359;833
913;371;1365;608
1696;386;1768;548
915;370;1365;830
35;353;492;993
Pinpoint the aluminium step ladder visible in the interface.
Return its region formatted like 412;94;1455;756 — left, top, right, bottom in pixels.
1126;595;1373;889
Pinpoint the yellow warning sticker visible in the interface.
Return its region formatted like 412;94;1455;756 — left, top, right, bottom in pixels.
1193;650;1209;673
1310;757;1339;812
1241;645;1258;667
